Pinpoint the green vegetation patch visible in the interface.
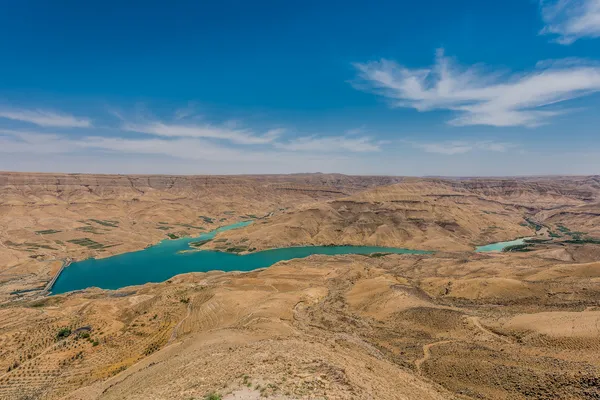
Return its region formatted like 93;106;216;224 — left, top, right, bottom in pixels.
157;226;172;230
524;238;552;244
36;229;61;235
7;241;57;250
367;252;392;258
189;239;211;248
56;327;71;340
557;224;570;233
524;218;544;231
76;225;104;234
199;216;214;224
167;233;179;239
88;219;119;227
555;224;590;240
564;238;600;245
503;244;533;252
226;246;248;253
67;238;108;249
176;223;205;230
98;243;121;250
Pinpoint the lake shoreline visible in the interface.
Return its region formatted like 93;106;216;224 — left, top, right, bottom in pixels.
49;218;529;295
51;236;431;295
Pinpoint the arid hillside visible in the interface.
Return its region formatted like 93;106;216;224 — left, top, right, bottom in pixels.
206;177;600;253
2;250;600;399
1;173;600;400
0;172;402;301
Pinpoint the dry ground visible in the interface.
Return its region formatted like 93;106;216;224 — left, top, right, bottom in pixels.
0;172;400;302
2;252;600;399
2;173;600;399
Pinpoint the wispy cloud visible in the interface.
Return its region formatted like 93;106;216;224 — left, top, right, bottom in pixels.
353;50;600;127
0;103;382;176
275;134;381;152
120;116;381;152
123;121;284;145
0;108;91;128
408;140;515;155
540;0;600;44
0;129;352;165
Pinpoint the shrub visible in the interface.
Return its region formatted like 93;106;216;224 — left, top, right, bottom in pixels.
503;244;532;252
564;238;600;245
56;328;71;340
204;394;222;400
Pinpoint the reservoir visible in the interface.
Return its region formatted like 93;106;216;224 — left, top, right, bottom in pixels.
51;221;430;294
475;238;526;253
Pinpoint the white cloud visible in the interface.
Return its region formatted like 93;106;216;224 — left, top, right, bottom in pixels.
2;129;600;176
120;117;381;153
0;109;91;128
0;103;383;177
408;140;514;155
540;0;600;44
353;50;600;127
275;135;381;152
0;129;262;161
0;129;81;153
122;121;284;145
0;128;362;165
0;129;361;174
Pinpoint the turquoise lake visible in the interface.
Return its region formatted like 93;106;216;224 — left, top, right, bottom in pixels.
475;238;526;253
51;221;430;294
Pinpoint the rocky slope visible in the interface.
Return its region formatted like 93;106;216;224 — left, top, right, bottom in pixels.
0;172;403;301
2;174;600;399
2;251;600;399
206;179;537;253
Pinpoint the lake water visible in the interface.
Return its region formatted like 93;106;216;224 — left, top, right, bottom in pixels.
475;238;526;253
51;221;430;294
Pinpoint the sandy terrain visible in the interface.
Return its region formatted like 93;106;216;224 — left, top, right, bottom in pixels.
1;173;600;399
0;172;402;301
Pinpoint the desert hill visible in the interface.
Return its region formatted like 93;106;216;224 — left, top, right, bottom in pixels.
204;179;555;253
0;172;402;301
2;251;600;399
2;173;600;399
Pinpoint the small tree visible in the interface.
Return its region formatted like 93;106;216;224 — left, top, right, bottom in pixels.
56;328;71;340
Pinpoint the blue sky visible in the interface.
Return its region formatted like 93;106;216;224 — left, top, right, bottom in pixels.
1;0;599;175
